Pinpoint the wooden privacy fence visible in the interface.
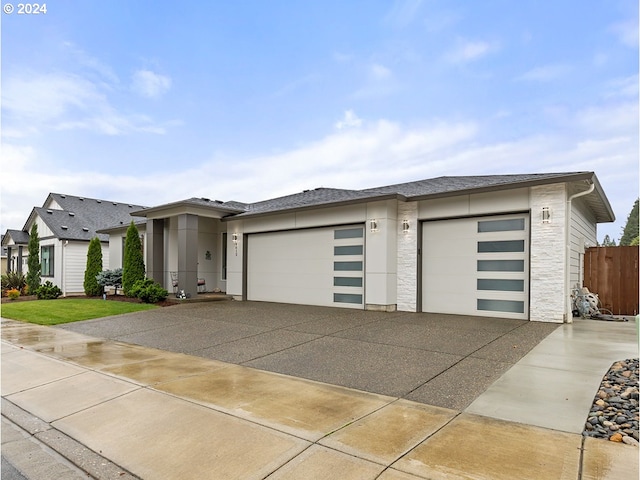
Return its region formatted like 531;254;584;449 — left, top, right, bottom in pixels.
584;246;639;315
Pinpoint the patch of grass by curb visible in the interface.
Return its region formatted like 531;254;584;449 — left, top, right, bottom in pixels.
0;298;157;325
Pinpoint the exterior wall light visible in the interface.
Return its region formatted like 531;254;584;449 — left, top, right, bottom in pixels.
370;219;378;232
402;219;410;233
542;207;551;224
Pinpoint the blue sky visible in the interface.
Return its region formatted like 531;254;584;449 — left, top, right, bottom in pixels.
1;0;638;242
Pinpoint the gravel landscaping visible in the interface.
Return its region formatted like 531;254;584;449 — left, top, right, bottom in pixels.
583;357;639;446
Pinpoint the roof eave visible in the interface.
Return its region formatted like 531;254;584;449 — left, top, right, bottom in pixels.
222;193;407;222
130;200;245;218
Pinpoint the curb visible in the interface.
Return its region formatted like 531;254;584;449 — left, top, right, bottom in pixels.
1;398;139;480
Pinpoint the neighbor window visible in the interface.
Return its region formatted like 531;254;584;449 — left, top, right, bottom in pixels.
41;245;54;277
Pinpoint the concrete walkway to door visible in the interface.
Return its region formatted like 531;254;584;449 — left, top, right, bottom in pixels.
56;300;560;411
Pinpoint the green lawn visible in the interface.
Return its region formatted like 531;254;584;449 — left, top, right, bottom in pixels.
0;298;158;325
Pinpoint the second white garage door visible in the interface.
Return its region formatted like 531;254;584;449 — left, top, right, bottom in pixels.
247;225;365;309
422;214;529;319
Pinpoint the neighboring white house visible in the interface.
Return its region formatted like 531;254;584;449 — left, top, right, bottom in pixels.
2;193;147;296
103;171;613;323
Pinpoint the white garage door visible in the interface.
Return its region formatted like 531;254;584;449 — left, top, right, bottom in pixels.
247;225;365;309
422;214;529;319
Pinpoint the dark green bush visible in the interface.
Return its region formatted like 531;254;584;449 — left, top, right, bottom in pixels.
122;222;145;296
84;237;104;296
130;278;168;304
35;281;62;300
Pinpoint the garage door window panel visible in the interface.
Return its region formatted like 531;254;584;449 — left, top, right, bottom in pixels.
477;240;525;253
334;261;363;271
334;277;363;287
334;293;363;304
477;299;525;314
477;259;525;272
334;245;363;255
334;228;364;239
477;218;525;232
477;279;524;291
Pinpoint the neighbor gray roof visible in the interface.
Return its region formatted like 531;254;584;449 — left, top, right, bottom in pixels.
1;229;30;246
231;172;614;222
23;193;148;242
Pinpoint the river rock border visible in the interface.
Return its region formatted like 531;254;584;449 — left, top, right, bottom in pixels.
583;358;639;446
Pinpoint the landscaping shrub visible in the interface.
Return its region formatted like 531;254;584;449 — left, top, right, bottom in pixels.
129;278;168;304
84;237;104;296
7;288;20;300
26;223;41;293
35;281;62;300
1;272;27;295
96;268;123;294
122;222;145;296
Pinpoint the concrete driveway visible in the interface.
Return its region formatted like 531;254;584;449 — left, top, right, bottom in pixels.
58;300;559;411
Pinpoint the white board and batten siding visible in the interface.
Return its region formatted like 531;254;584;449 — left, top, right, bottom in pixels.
570;196;597;289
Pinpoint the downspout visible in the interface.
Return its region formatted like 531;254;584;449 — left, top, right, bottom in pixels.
62;240;68;297
565;181;595;323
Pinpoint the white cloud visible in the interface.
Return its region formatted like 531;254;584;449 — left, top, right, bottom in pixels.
2;100;636;242
370;63;392;80
445;39;497;64
1;71;170;136
609;20;639;48
131;69;172;98
384;0;423;28
604;75;639;98
516;64;572;82
335;110;363;129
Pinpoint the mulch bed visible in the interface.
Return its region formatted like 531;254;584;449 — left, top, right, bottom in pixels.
1;294;178;307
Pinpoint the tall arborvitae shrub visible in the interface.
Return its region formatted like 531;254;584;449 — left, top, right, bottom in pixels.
26;223;41;294
83;237;104;296
122;222;145;296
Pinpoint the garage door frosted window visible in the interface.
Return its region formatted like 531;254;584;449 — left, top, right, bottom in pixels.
334;228;363;239
334;245;363;255
477;299;525;313
478;218;525;232
477;260;524;272
477;240;524;253
477;279;524;291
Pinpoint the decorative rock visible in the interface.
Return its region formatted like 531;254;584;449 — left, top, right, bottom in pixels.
583;358;638;446
610;433;623;442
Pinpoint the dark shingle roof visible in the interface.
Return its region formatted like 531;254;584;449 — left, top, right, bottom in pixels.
231;172;609;219
1;229;30;246
29;193;148;242
241;188;378;215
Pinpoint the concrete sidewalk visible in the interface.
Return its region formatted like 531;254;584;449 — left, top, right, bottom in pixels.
1;306;638;479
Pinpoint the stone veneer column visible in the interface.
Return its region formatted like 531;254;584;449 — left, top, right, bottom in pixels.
178;214;198;297
397;202;418;312
529;184;567;322
146;219;165;286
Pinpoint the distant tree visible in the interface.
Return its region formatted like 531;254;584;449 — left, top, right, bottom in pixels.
122;222;145;296
631;236;639;246
620;199;639;246
83;237;104;296
26;223;41;294
601;235;617;246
